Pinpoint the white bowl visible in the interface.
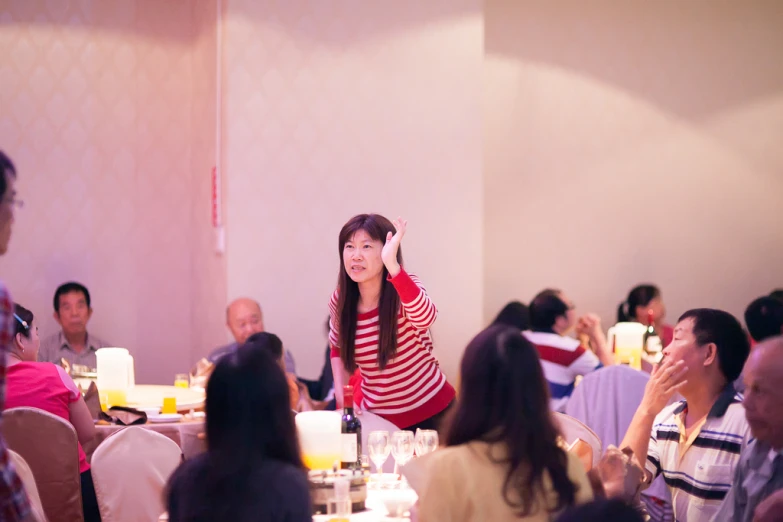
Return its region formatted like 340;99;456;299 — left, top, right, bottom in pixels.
139;407;160;416
379;487;417;517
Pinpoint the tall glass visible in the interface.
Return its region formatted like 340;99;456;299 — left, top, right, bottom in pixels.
368;430;391;479
391;430;415;481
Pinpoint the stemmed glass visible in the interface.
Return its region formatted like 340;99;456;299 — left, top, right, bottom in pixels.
368;430;391;479
391;430;415;481
414;429;439;457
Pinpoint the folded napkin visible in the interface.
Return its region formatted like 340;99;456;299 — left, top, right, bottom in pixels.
83;382;102;420
189;358;214;389
99;406;148;426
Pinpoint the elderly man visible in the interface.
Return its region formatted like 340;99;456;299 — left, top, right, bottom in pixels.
620;308;752;522
207;298;296;373
713;336;783;522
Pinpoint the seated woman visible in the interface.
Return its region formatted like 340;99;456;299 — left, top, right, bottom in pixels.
166;340;312;522
617;284;673;346
4;304;100;522
414;324;593;522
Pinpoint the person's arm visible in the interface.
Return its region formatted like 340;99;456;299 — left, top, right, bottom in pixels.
620;357;688;483
389;271;437;331
57;366;95;444
577;314;613;366
754;488;783;522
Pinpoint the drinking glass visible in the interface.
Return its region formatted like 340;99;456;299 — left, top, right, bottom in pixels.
174;373;189;388
391;430;415;479
368;430;391;479
414;429;439;457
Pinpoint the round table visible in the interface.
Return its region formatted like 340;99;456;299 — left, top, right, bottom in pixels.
126;385;205;412
84;417;206;463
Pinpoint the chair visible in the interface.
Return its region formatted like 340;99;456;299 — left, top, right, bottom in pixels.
360;411;399;473
553;412;602;469
2;407;83;522
8;450;48;522
564;364;674;522
91;426;182;522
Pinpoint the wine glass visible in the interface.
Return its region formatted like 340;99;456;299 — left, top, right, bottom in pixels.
391;430;415;479
368;430;391;479
415;429;439;457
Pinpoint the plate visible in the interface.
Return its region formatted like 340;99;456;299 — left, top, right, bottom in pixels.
147;413;183;423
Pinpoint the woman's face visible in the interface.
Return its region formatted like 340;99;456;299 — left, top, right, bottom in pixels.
635;295;666;324
17;321;40;361
343;229;384;284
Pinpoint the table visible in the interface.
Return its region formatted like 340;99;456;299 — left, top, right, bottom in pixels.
84;417;206;463
312;489;412;522
126;385;205;412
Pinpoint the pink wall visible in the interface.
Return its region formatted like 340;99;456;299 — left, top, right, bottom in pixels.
0;0;226;383
221;0;484;379
484;0;783;327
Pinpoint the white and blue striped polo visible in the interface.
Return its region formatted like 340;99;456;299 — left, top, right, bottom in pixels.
645;384;752;522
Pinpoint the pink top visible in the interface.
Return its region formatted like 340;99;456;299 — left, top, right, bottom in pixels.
4;362;89;473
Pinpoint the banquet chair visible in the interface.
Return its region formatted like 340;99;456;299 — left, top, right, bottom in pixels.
2;407;83;522
564;364;674;522
552;412;602;469
360;411;400;473
91;426;182;521
8;449;48;522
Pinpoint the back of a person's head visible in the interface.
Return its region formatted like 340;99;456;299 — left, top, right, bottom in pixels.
492;301;530;331
770;289;783;302
206;344;300;462
245;331;284;362
678;308;750;383
529;289;567;332
556;499;644;522
745;296;783;343
445;324;576;516
617;284;660;323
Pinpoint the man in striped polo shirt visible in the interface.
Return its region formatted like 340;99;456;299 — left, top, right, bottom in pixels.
524;289;614;411
621;308;752;522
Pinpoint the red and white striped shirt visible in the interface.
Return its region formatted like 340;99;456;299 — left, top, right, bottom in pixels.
329;269;455;428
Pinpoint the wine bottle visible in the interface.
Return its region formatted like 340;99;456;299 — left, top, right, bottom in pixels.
340;385;362;471
643;309;662;358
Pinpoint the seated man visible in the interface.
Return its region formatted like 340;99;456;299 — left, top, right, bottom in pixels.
745;296;783;344
621;308;752;522
715;336;783;522
523;289;613;411
38;282;111;370
208;298;295;373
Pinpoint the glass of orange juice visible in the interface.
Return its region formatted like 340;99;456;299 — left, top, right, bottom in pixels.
174;373;189;389
162;397;177;414
105;389;127;408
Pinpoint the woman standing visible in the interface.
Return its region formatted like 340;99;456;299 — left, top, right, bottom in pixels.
329;214;455;431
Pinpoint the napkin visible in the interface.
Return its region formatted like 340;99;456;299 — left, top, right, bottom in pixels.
99;406;148;426
82;382;102;420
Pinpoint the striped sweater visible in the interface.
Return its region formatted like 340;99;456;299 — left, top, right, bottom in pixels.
329;269;455;428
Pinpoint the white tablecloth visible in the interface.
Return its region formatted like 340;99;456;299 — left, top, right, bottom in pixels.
312;489;412;521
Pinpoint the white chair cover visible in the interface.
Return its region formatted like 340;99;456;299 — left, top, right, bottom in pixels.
360;411;400;473
2;407;83;522
553;412;602;468
91;426;182;522
564;364;673;521
8;449;48;522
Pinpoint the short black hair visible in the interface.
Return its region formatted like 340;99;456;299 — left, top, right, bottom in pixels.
678;308;750;383
529;289;568;332
770;289;783;302
244;331;283;362
492;301;530;331
745;297;783;343
0;150;17;200
53;282;91;312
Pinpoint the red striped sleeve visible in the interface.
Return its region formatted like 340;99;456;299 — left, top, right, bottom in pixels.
535;343;588;367
388;270;437;330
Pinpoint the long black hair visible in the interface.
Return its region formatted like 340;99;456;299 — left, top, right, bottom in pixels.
335;213;402;371
617;284;660;323
444;324;578;516
492;301;530;331
167;343;304;520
